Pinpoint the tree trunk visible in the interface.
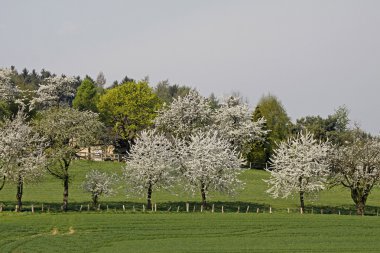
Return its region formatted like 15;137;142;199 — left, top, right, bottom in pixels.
88;147;91;160
62;175;69;212
351;188;368;215
16;175;23;212
299;191;305;213
92;194;98;208
147;183;152;210
201;183;207;209
0;175;5;191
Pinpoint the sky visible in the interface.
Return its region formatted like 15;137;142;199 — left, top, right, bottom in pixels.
1;0;379;133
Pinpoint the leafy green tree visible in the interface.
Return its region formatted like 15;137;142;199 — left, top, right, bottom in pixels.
246;106;268;168
293;106;350;145
154;80;191;105
97;81;161;152
248;94;292;168
72;78;99;112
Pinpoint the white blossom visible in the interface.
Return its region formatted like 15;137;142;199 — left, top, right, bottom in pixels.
155;91;266;154
330;133;380;215
31;76;76;108
176;130;243;206
0;68;18;101
124;130;177;207
155;90;212;139
0;110;46;183
212;96;266;152
266;132;330;210
82;170;117;206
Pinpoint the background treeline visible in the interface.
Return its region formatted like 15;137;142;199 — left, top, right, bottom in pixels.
0;66;357;166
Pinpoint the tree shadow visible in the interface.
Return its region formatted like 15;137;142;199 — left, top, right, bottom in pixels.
0;200;269;213
1;201;379;216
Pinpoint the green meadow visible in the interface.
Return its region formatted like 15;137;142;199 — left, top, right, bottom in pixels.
1;160;380;252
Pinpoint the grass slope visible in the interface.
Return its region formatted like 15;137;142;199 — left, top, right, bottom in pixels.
1;160;380;213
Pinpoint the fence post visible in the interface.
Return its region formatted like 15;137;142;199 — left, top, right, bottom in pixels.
237;206;240;213
42;203;44;212
79;205;83;212
87;204;90;211
246;206;249;213
123;205;126;212
212;204;215;213
222;206;224;213
154;203;157;212
142;205;145;212
31;205;34;213
256;208;259;214
186;203;189;212
287;208;290;214
201;205;203;213
269;206;272;214
177;206;180;212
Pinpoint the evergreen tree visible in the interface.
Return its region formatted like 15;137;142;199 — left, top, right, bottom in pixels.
72;78;98;112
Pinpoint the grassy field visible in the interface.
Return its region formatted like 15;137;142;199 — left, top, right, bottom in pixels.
1;160;380;213
1;213;380;253
1;160;380;252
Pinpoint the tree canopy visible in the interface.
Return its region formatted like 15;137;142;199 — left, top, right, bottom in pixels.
98;81;162;148
248;94;292;168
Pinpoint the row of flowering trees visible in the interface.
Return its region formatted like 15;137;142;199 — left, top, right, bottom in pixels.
124;90;266;209
267;129;380;215
2;67;380;215
0;68;104;211
0;67;266;211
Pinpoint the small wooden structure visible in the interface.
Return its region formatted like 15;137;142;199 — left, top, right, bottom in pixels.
77;145;125;162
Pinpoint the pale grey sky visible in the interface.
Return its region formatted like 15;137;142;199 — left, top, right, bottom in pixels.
1;0;379;133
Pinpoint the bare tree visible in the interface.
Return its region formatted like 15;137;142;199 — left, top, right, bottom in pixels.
95;71;106;88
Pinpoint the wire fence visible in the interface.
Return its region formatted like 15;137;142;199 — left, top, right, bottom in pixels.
1;202;377;216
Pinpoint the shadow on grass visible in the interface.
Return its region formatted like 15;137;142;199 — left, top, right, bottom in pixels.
1;201;379;216
0;201;269;213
